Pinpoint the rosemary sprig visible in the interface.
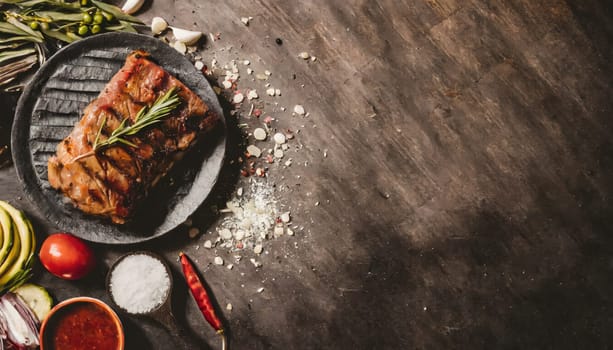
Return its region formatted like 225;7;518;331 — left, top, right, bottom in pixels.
71;87;182;162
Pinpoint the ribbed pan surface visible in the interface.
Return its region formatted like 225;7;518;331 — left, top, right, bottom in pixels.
12;33;226;244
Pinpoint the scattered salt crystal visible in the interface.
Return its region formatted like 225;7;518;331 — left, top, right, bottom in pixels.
273;133;286;145
247;68;253;75
285;159;292;167
247;90;258;100
109;254;170;314
234;230;245;241
241;17;251;26
254;244;263;254
253;128;267;140
280;212;291;223
266;88;275;96
256;73;268;80
250;258;262;268
237;188;243;196
274;225;284;236
294;105;305;115
264;70;272;76
275;89;281;96
220;228;233;240
226;303;233;310
204;240;212;248
274;149;284;158
299;52;310;59
287;228;295;236
247;145;261;157
257;287;264;293
227;264;234;270
188;227;200;238
315;201;320;206
222;80;232;89
281;144;289;151
233;93;244;104
243;60;250;65
280;107;286;111
194;61;204;70
214;257;224;265
311;56;317;62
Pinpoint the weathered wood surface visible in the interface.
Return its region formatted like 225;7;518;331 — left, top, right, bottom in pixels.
2;0;613;348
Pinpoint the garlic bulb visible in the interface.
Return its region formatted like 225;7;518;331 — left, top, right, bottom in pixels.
151;17;168;35
121;0;144;15
170;26;203;46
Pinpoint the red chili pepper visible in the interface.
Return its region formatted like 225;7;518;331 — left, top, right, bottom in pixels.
180;252;227;349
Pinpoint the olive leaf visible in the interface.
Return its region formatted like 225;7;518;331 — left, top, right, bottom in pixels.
0;47;35;64
90;0;142;24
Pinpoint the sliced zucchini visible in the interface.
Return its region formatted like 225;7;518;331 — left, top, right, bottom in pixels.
13;283;53;322
0;201;35;294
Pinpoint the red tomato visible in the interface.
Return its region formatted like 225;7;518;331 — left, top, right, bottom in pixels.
39;233;96;280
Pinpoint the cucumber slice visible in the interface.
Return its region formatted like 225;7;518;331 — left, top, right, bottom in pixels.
0;201;35;294
13;283;53;322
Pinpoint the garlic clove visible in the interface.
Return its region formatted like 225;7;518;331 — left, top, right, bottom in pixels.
151;17;168;35
121;0;144;15
170;26;203;46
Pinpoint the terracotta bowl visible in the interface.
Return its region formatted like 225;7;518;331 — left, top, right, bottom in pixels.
39;297;124;350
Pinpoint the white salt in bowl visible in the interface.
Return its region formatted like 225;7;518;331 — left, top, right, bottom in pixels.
106;251;173;315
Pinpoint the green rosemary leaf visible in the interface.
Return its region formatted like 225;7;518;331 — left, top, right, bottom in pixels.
116;138;137;148
71;88;181;162
93;116;105;149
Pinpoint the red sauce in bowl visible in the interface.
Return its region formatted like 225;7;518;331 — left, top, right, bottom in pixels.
42;300;122;350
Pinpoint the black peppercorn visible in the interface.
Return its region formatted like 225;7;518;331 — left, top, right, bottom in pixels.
275;38;283;45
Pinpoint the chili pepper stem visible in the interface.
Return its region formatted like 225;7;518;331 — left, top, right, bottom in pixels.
220;333;227;350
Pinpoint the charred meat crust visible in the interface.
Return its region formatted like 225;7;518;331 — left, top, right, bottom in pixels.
47;50;219;224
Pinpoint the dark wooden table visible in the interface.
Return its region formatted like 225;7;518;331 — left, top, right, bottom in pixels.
1;0;613;349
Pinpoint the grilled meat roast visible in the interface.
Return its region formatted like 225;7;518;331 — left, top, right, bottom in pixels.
47;50;219;224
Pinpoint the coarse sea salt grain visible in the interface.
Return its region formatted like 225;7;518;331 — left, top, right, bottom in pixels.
294;105;305;115
273;133;286;145
233;93;244;104
110;254;170;314
253;128;267;141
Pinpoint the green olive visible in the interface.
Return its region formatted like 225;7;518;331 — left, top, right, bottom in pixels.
93;13;104;25
80;0;89;6
82;13;92;24
78;25;89;36
40;22;50;31
29;21;39;30
102;12;114;22
91;24;101;34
